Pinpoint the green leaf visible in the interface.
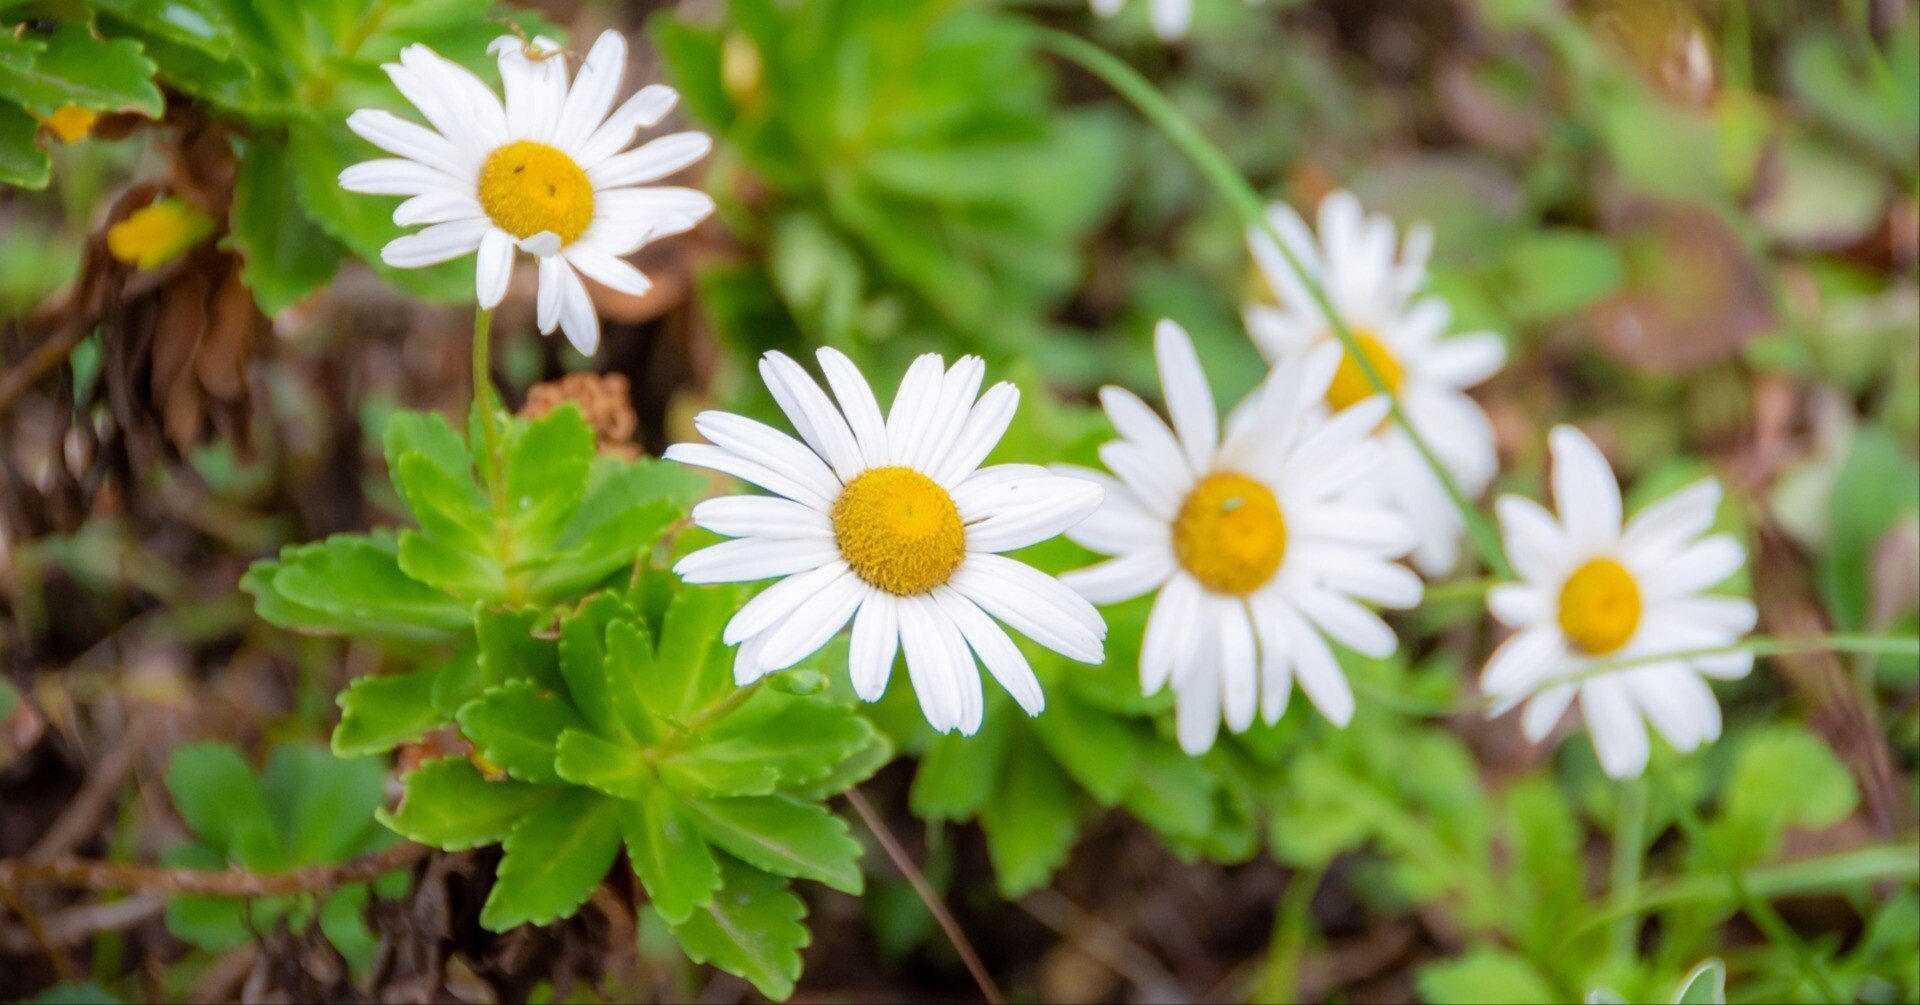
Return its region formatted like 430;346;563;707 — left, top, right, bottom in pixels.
1031;693;1140;805
481;788;622;930
978;735;1079;897
623;788;721;925
679;693;877;793
245;533;471;642
474;606;564;695
399;528;506;601
260;745;388;864
515;459;704;602
666;856;809;1001
394;451;492;552
456;680;588;785
0;100;49;190
504;405;594;552
909;721;1012;821
651;584;742;721
1672;959;1727;1005
1717;724;1858;864
682;794;864;894
164;742;279;866
0;25;163;116
1820;428;1920;631
379;757;559;851
604;617;661;745
787;731;893;801
554;728;653;800
383;410;474;489
227;134;342;314
332;667;442;757
1417;947;1560;1005
1499;229;1624;323
558;592;633;739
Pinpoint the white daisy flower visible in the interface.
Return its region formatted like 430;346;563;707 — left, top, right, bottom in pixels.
665;349;1108;735
1245;190;1506;576
1482;426;1757;779
339;31;715;355
1059;320;1421;754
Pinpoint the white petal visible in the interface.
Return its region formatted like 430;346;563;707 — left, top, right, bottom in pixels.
932;383;1018;487
1055;466;1166;555
1315;557;1424;609
1487;583;1550;627
1520;682;1577;741
1154;319;1218;473
1216;598;1258;733
565;245;653;297
1550;426;1623;550
898;597;963;733
693;495;832;540
849;594;900;702
723;561;851;644
692;411;842;506
673;538;838;584
1061;548;1176;606
1581;679;1649;779
884;354;947;469
553;30;627;153
1481;627;1568;710
963;477;1103;554
1497;495;1572;586
1098;440;1186;518
535;254;565;333
1641;536;1746;600
933;587;1045;717
1098;385;1188;479
1141;573;1204;694
663;443;833;511
732;631;771;686
760;351;864;483
950;560;1104;664
912;356;985;473
340;158;465;197
588;132;713;187
594;187;715;234
1625;666;1720;752
756;572;866;671
577;84;679;167
819;348;890;468
346;109;475;180
1294;588;1398;659
1619;479;1722;563
395;191;485;227
1149;0;1194;40
1174;647;1222;754
1662;595;1758;635
380;219;487;268
1422;332;1506;388
555;261;601;354
474;228;513;309
1278;604;1355;727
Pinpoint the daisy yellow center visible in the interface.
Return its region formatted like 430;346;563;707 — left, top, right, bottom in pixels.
1173;473;1287;596
832;466;966;596
1326;331;1404;412
478;140;594;243
1558;557;1642;655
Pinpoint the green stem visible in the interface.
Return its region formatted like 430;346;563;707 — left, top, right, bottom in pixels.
473;307;507;515
1661;780;1844;1004
1028;27;1514;579
1563;634;1920;685
1608;777;1647;965
1252;865;1326;1004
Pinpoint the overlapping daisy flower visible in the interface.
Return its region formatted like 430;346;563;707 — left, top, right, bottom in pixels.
1481;426;1756;779
1245;190;1506;577
1058;320;1422;754
1089;0;1260;41
666;349;1107;735
340;31;715;354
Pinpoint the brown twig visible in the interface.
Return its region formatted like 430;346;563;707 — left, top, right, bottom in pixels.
0;842;430;897
0;893;163;953
0;320;93;419
843;789;1004;1005
0;882;76;980
1019;886;1181;997
28;715;157;862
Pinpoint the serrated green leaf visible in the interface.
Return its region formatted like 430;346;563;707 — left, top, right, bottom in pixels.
666;856;808;1001
554;728;652;800
558;592;633;739
978;734;1079;897
689;694;877;791
660;745;780;797
164;742;279;867
786;731;893;801
227;134;342;314
651;584;742;721
682;794;864;894
0;25;163;116
604;617;661;745
481;788;621;930
0;100;49;190
332;667;442;758
624;788;720;925
1672;959;1727;1005
394;452;492;552
474;605;563;694
383;409;473;489
379;757;559;851
399;528;506;601
504;405;593;552
429;648;484;716
247;533;471;642
456;680;588;784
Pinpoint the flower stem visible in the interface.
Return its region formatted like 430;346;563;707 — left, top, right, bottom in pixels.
1562;634;1920;685
1027;27;1514;579
1608;776;1647;965
472;307;507;516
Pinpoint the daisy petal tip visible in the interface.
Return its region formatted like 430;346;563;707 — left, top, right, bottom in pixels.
517;231;563;258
